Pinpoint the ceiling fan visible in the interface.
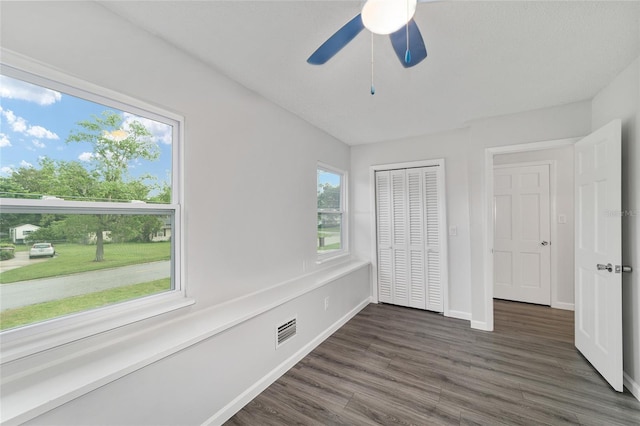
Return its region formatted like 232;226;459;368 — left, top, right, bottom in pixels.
307;0;433;68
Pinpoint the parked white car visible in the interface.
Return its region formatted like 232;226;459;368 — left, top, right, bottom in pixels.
29;243;55;259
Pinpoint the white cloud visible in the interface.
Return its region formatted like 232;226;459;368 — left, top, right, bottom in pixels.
2;108;27;133
0;75;62;105
32;139;46;149
20;160;33;168
0;107;59;140
0;133;11;148
0;166;14;176
123;112;172;145
27;125;59;140
78;152;94;162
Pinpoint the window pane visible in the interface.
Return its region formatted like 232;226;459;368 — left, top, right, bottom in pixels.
318;212;342;252
0;212;173;330
317;169;341;210
0;74;173;203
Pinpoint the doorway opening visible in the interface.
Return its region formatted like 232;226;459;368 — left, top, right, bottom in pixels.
483;138;578;330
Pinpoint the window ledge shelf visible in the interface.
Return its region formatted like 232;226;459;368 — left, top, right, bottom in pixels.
316;252;350;265
0;291;194;365
0;259;370;426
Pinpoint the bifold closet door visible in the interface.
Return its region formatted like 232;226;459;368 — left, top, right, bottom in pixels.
375;167;443;312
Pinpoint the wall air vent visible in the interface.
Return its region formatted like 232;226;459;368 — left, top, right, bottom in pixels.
276;317;297;348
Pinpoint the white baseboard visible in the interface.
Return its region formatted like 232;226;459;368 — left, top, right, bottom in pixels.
203;296;372;426
471;320;491;331
624;371;640;402
551;302;574;311
447;310;471;321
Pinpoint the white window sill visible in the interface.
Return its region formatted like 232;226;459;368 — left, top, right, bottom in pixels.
316;251;350;265
0;260;370;426
1;291;194;365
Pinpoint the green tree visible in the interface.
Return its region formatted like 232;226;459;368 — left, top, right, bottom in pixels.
317;183;340;209
150;182;171;204
0;111;162;260
0;175;28;199
27;216;68;243
67;110;158;261
10;158;98;201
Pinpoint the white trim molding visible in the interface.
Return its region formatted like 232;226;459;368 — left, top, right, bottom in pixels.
624;371;640;402
471;320;491;331
447;310;471;321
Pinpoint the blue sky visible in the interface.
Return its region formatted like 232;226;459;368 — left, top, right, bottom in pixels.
0;74;172;189
318;169;341;188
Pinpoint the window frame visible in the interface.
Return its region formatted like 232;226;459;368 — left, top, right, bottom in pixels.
0;54;189;363
316;162;348;263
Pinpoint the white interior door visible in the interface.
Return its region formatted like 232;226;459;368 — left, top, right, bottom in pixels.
575;119;623;392
493;164;551;305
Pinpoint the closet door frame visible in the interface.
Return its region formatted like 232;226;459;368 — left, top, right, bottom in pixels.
370;159;449;316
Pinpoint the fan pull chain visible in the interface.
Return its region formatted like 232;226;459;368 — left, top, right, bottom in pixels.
370;32;375;95
405;0;411;64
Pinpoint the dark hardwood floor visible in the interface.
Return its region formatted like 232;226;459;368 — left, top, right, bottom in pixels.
226;300;640;425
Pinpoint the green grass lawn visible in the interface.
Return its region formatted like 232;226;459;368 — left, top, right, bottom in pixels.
318;226;341;251
0;278;171;330
0;242;171;284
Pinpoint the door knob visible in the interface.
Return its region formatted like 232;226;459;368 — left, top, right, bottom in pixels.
540;241;549;246
597;263;613;272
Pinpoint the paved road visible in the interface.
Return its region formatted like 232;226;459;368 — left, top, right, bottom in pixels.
0;261;170;311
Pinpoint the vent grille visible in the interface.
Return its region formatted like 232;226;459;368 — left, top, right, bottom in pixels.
276;317;297;348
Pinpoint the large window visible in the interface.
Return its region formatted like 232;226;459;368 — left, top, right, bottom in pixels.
0;65;182;334
317;164;346;259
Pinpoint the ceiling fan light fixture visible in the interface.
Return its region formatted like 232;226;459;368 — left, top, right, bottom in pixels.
362;0;417;35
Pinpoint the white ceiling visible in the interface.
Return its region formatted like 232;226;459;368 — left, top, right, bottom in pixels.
100;1;640;145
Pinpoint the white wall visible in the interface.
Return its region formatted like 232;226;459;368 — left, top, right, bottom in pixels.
591;57;640;399
352;102;591;324
494;145;575;309
0;2;371;424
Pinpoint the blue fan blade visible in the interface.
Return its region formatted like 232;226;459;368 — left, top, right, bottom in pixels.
389;19;427;68
307;14;365;65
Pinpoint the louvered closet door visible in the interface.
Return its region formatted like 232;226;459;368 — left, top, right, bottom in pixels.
375;171;393;303
390;170;409;306
423;168;443;312
406;168;426;309
375;166;444;312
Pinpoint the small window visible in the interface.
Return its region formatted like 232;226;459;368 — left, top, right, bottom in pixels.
0;65;181;332
317;164;346;259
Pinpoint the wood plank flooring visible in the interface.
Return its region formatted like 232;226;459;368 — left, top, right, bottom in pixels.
226;301;640;425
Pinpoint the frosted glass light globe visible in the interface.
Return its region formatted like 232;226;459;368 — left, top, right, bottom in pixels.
361;0;417;35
